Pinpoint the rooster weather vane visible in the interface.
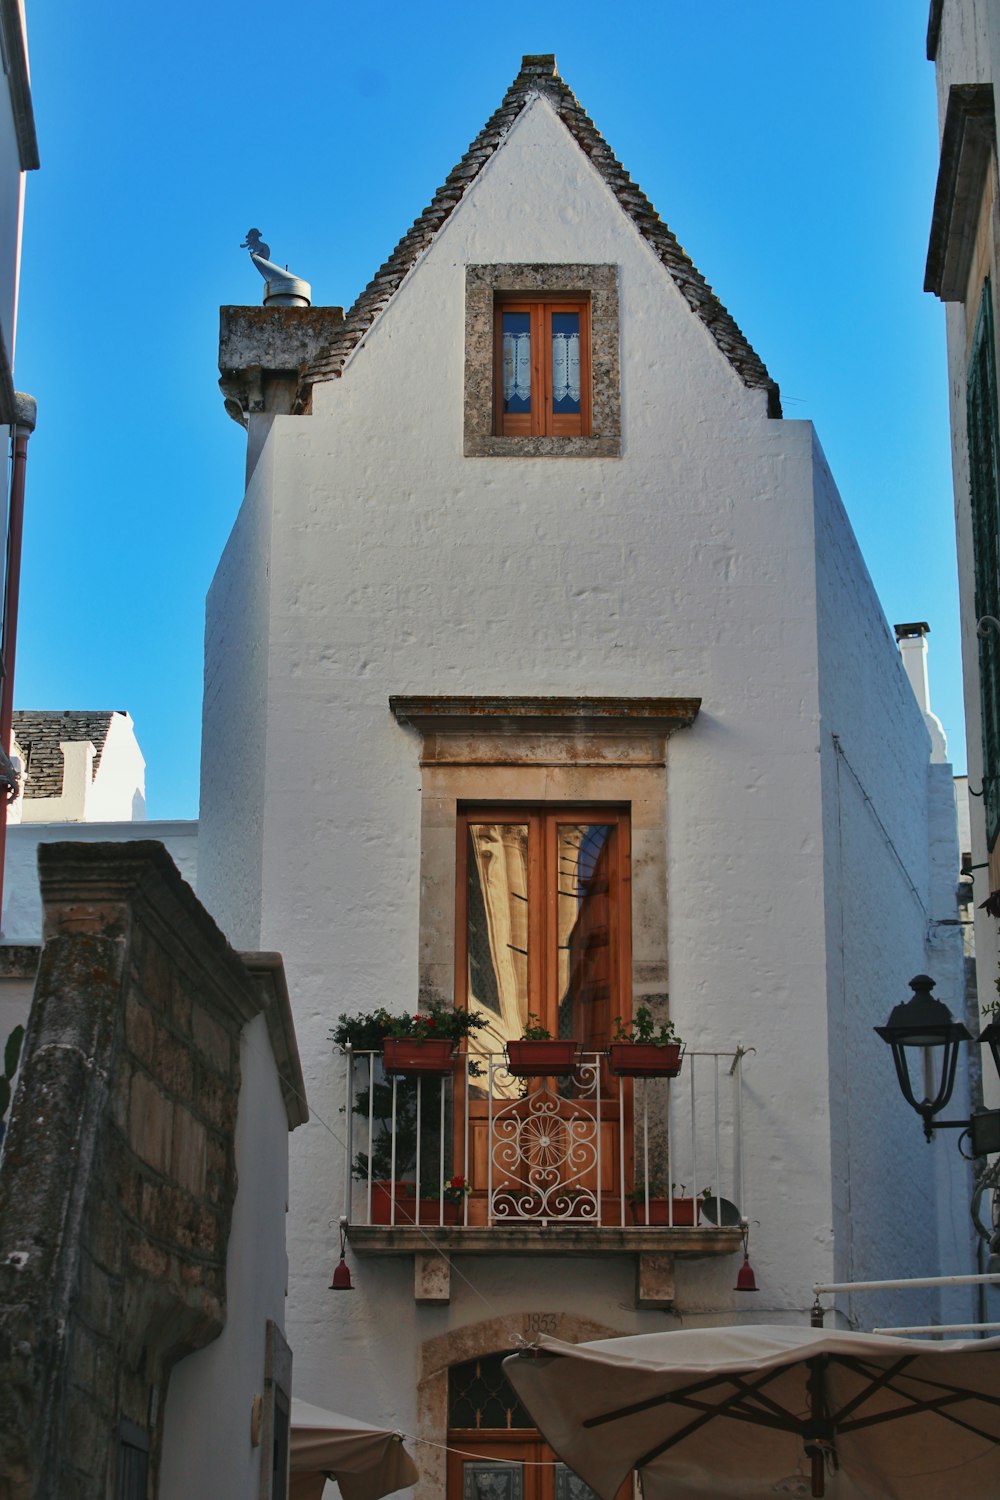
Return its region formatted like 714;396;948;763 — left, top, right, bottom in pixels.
240;228;310;305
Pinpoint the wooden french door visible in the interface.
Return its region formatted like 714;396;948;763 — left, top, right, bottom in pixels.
446;1354;632;1500
447;1434;630;1500
454;807;632;1222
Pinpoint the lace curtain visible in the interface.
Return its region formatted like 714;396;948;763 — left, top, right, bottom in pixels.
502;321;581;408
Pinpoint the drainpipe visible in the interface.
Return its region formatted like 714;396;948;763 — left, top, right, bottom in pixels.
0;392;37;932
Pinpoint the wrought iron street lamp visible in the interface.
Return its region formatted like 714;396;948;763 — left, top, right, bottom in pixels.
875;974;1000;1156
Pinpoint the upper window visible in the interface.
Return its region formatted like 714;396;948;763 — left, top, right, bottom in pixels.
496;297;591;438
464;265;620;458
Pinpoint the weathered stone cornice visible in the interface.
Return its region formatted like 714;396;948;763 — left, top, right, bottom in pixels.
926;83;996;300
389;695;701;736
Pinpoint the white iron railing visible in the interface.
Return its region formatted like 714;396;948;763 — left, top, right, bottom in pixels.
341;1047;749;1230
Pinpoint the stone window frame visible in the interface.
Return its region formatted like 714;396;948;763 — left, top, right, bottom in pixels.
388;696;700;1023
464;264;621;458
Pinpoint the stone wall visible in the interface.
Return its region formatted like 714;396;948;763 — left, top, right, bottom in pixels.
0;841;273;1500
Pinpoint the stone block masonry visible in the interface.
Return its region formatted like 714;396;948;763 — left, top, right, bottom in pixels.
0;842;274;1500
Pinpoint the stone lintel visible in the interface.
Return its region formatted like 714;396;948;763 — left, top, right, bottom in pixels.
414;1251;451;1304
636;1252;676;1309
389;696;701;739
926;83;996;300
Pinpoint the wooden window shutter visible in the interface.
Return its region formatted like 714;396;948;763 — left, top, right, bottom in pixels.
968;280;1000;847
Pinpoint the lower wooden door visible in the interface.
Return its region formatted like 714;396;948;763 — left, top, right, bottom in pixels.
447;1433;630;1500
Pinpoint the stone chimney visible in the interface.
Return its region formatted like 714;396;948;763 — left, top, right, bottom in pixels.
894;621;949;763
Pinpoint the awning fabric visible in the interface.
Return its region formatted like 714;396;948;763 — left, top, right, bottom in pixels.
504;1324;1000;1500
289;1398;419;1500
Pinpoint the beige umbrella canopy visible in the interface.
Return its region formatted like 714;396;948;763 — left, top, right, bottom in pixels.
504;1325;1000;1500
289;1398;419;1500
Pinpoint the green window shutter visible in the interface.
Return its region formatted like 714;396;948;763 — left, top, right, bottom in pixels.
967;280;1000;847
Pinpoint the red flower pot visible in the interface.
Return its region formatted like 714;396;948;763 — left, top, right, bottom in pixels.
630;1197;697;1227
368;1181;416;1224
416;1197;463;1226
608;1042;682;1078
381;1038;455;1076
367;1182;463;1225
505;1039;579;1076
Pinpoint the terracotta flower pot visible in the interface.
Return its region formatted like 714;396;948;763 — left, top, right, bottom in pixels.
608;1041;682;1078
417;1197;463;1226
367;1180;416;1224
381;1037;455;1076
505;1039;579;1076
630;1196;697;1227
367;1183;463;1225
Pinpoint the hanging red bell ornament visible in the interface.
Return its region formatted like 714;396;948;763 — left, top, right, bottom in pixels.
735;1221;758;1292
330;1218;354;1291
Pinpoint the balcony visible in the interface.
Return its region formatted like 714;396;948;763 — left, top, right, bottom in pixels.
340;1046;749;1301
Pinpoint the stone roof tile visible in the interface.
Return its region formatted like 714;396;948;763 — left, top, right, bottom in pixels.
11;710;122;799
300;54;780;416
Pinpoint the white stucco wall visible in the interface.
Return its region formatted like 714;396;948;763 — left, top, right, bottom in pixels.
198;90;970;1434
813;442;973;1332
198;440;272;949
159;1012;291;1500
0;820;197;941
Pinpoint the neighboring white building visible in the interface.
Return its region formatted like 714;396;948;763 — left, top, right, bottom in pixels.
200;55;971;1499
9;708;146;822
925;0;1000;1073
0;0;36;422
0;710;198;941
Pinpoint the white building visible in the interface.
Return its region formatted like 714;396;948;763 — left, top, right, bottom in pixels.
0;0;36;423
9;707;146;822
925;0;1000;1063
200;55;971;1498
0;709;198;940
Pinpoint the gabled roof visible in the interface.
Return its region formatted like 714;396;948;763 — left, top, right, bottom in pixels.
12;710;123;799
303;54;780;415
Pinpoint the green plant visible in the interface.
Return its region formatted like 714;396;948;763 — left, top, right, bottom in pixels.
332;1004;487;1051
336;1006;487;1186
350;1078;419;1181
331;1008;396;1052
386;1005;488;1042
612;1005;680;1048
0;1024;24;1141
520;1013;553;1041
628;1181;690;1202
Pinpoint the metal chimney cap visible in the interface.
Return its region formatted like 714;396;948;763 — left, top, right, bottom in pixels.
263;277;312;308
894;621;931;639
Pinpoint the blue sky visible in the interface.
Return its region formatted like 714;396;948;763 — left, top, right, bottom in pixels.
12;1;960;816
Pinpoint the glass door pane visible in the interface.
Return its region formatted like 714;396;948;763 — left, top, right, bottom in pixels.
467;822;531;1098
550;311;581;414
555;823;615;1051
554;1464;602;1500
463;1461;524;1500
502;312;532;413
